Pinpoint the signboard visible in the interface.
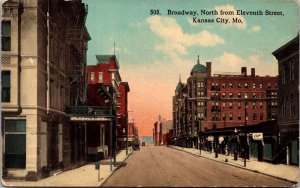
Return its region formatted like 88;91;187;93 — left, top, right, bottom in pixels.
70;116;111;121
252;133;263;140
207;136;214;142
218;136;224;144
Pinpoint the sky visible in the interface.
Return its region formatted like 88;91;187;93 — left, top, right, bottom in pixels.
82;0;299;136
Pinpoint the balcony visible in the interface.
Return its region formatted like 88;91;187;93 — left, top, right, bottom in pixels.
66;105;115;121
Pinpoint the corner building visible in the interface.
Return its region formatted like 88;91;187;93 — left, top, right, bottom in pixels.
273;35;299;165
1;0;90;180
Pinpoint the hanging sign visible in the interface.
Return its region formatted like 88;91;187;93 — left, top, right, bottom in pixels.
218;136;224;144
252;133;263;140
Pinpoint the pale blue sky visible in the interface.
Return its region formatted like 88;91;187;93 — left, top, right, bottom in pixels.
82;0;299;135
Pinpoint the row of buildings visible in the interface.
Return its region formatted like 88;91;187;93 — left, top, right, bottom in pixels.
172;35;299;166
1;0;138;180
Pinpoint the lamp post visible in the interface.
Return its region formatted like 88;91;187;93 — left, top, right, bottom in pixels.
244;101;248;167
214;123;218;158
122;128;128;155
198;117;202;155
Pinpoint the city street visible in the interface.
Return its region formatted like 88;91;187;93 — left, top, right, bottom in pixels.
103;145;294;187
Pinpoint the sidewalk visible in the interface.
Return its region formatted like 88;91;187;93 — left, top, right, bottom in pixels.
2;148;133;187
171;146;299;183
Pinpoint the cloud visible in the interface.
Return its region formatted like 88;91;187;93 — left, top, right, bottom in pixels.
251;25;261;32
212;52;277;76
215;5;247;29
147;16;224;47
146;16;224;57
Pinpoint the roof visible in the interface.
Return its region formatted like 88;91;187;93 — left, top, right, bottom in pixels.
175;81;184;92
96;55;120;69
272;34;299;56
190;56;206;75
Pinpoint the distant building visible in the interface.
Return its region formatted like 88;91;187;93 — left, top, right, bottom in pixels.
116;82;130;149
153;116;172;145
272;35;299;165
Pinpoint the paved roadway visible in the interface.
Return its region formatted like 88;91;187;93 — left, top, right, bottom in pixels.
103;145;294;187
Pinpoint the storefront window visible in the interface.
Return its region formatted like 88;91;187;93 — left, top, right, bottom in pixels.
5;120;26;168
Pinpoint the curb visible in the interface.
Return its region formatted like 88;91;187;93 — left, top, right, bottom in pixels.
170;146;298;185
100;150;133;187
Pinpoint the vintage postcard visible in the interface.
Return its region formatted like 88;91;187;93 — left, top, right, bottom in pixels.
1;0;299;187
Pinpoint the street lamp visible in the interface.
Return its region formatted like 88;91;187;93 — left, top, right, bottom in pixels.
122;128;128;155
198;117;202;155
244;101;248;167
214;124;218;158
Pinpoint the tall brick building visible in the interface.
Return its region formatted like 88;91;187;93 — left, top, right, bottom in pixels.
172;57;279;162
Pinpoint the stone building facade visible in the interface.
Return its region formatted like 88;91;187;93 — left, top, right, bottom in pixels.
1;0;90;180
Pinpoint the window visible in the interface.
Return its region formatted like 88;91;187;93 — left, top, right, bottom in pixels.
229;113;233;120
222;93;226;98
197;82;200;88
253;113;257;120
267;83;271;89
238;92;241;98
91;72;94;82
253;102;256;109
229;83;233;88
238;102;241;109
260;113;264;120
252;83;256;88
238;83;241;88
253;93;256;99
259;83;263;88
245;92;248;98
282;66;285;84
200;82;204;88
245;83;248;88
197;91;201;97
222;102;226;109
222;113;226;121
260;102;263;109
260;93;263;99
200;91;204;97
291;95;296;117
98;72;103;83
5;119;26;168
1;21;11;51
229;102;233;109
2;71;10;102
245;112;248;121
229;93;233;98
222;83;226;88
291;60;295;81
238;113;241;120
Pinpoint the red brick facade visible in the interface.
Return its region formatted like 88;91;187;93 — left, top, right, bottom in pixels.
205;67;279;131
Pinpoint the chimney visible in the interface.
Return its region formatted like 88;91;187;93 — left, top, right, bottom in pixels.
206;62;212;77
241;67;247;76
251;68;255;77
